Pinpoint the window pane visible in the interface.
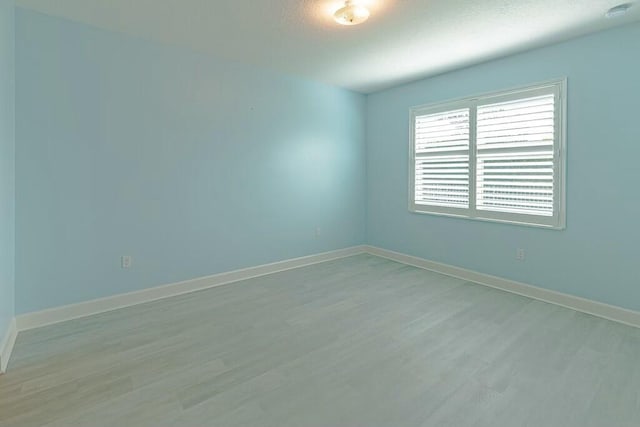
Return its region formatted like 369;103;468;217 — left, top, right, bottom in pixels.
476;151;554;216
415;109;469;154
414;108;470;209
477;95;554;150
415;155;469;208
476;95;555;216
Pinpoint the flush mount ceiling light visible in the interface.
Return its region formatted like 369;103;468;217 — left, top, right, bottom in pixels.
334;1;370;26
605;3;634;18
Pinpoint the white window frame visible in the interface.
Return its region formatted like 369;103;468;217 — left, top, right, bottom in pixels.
409;79;567;229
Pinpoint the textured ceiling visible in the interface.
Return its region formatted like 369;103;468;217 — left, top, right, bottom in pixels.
15;0;640;93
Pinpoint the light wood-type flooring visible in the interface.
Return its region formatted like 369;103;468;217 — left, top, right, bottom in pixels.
1;254;639;426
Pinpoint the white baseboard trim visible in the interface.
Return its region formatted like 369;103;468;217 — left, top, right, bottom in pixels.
16;246;367;332
11;243;639;352
364;245;640;329
0;318;17;373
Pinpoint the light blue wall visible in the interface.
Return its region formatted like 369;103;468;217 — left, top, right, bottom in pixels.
14;8;640;316
367;23;640;312
0;0;15;337
15;9;366;313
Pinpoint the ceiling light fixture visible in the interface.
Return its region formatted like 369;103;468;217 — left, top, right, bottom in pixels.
334;1;370;26
605;3;634;18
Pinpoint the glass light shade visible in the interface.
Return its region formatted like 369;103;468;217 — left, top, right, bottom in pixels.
334;2;370;26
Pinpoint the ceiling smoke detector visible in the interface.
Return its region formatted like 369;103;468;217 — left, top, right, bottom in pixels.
334;1;370;26
605;3;634;18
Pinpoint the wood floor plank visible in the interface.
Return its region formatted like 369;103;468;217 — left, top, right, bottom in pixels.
1;254;639;426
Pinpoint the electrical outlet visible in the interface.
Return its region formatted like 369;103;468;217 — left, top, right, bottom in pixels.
516;248;525;261
121;255;132;269
315;227;321;239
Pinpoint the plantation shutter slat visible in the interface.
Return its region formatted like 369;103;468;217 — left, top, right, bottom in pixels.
414;109;470;208
476;94;556;217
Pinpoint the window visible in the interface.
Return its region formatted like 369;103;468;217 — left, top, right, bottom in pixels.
409;79;566;229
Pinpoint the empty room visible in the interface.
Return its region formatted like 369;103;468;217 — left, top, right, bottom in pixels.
1;0;639;425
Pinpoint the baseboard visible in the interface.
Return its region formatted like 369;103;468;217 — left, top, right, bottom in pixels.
16;246;367;332
12;243;639;350
364;245;640;329
0;318;17;373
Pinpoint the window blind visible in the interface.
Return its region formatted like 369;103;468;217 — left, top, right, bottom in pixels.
409;79;565;228
476;94;555;216
414;109;470;208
